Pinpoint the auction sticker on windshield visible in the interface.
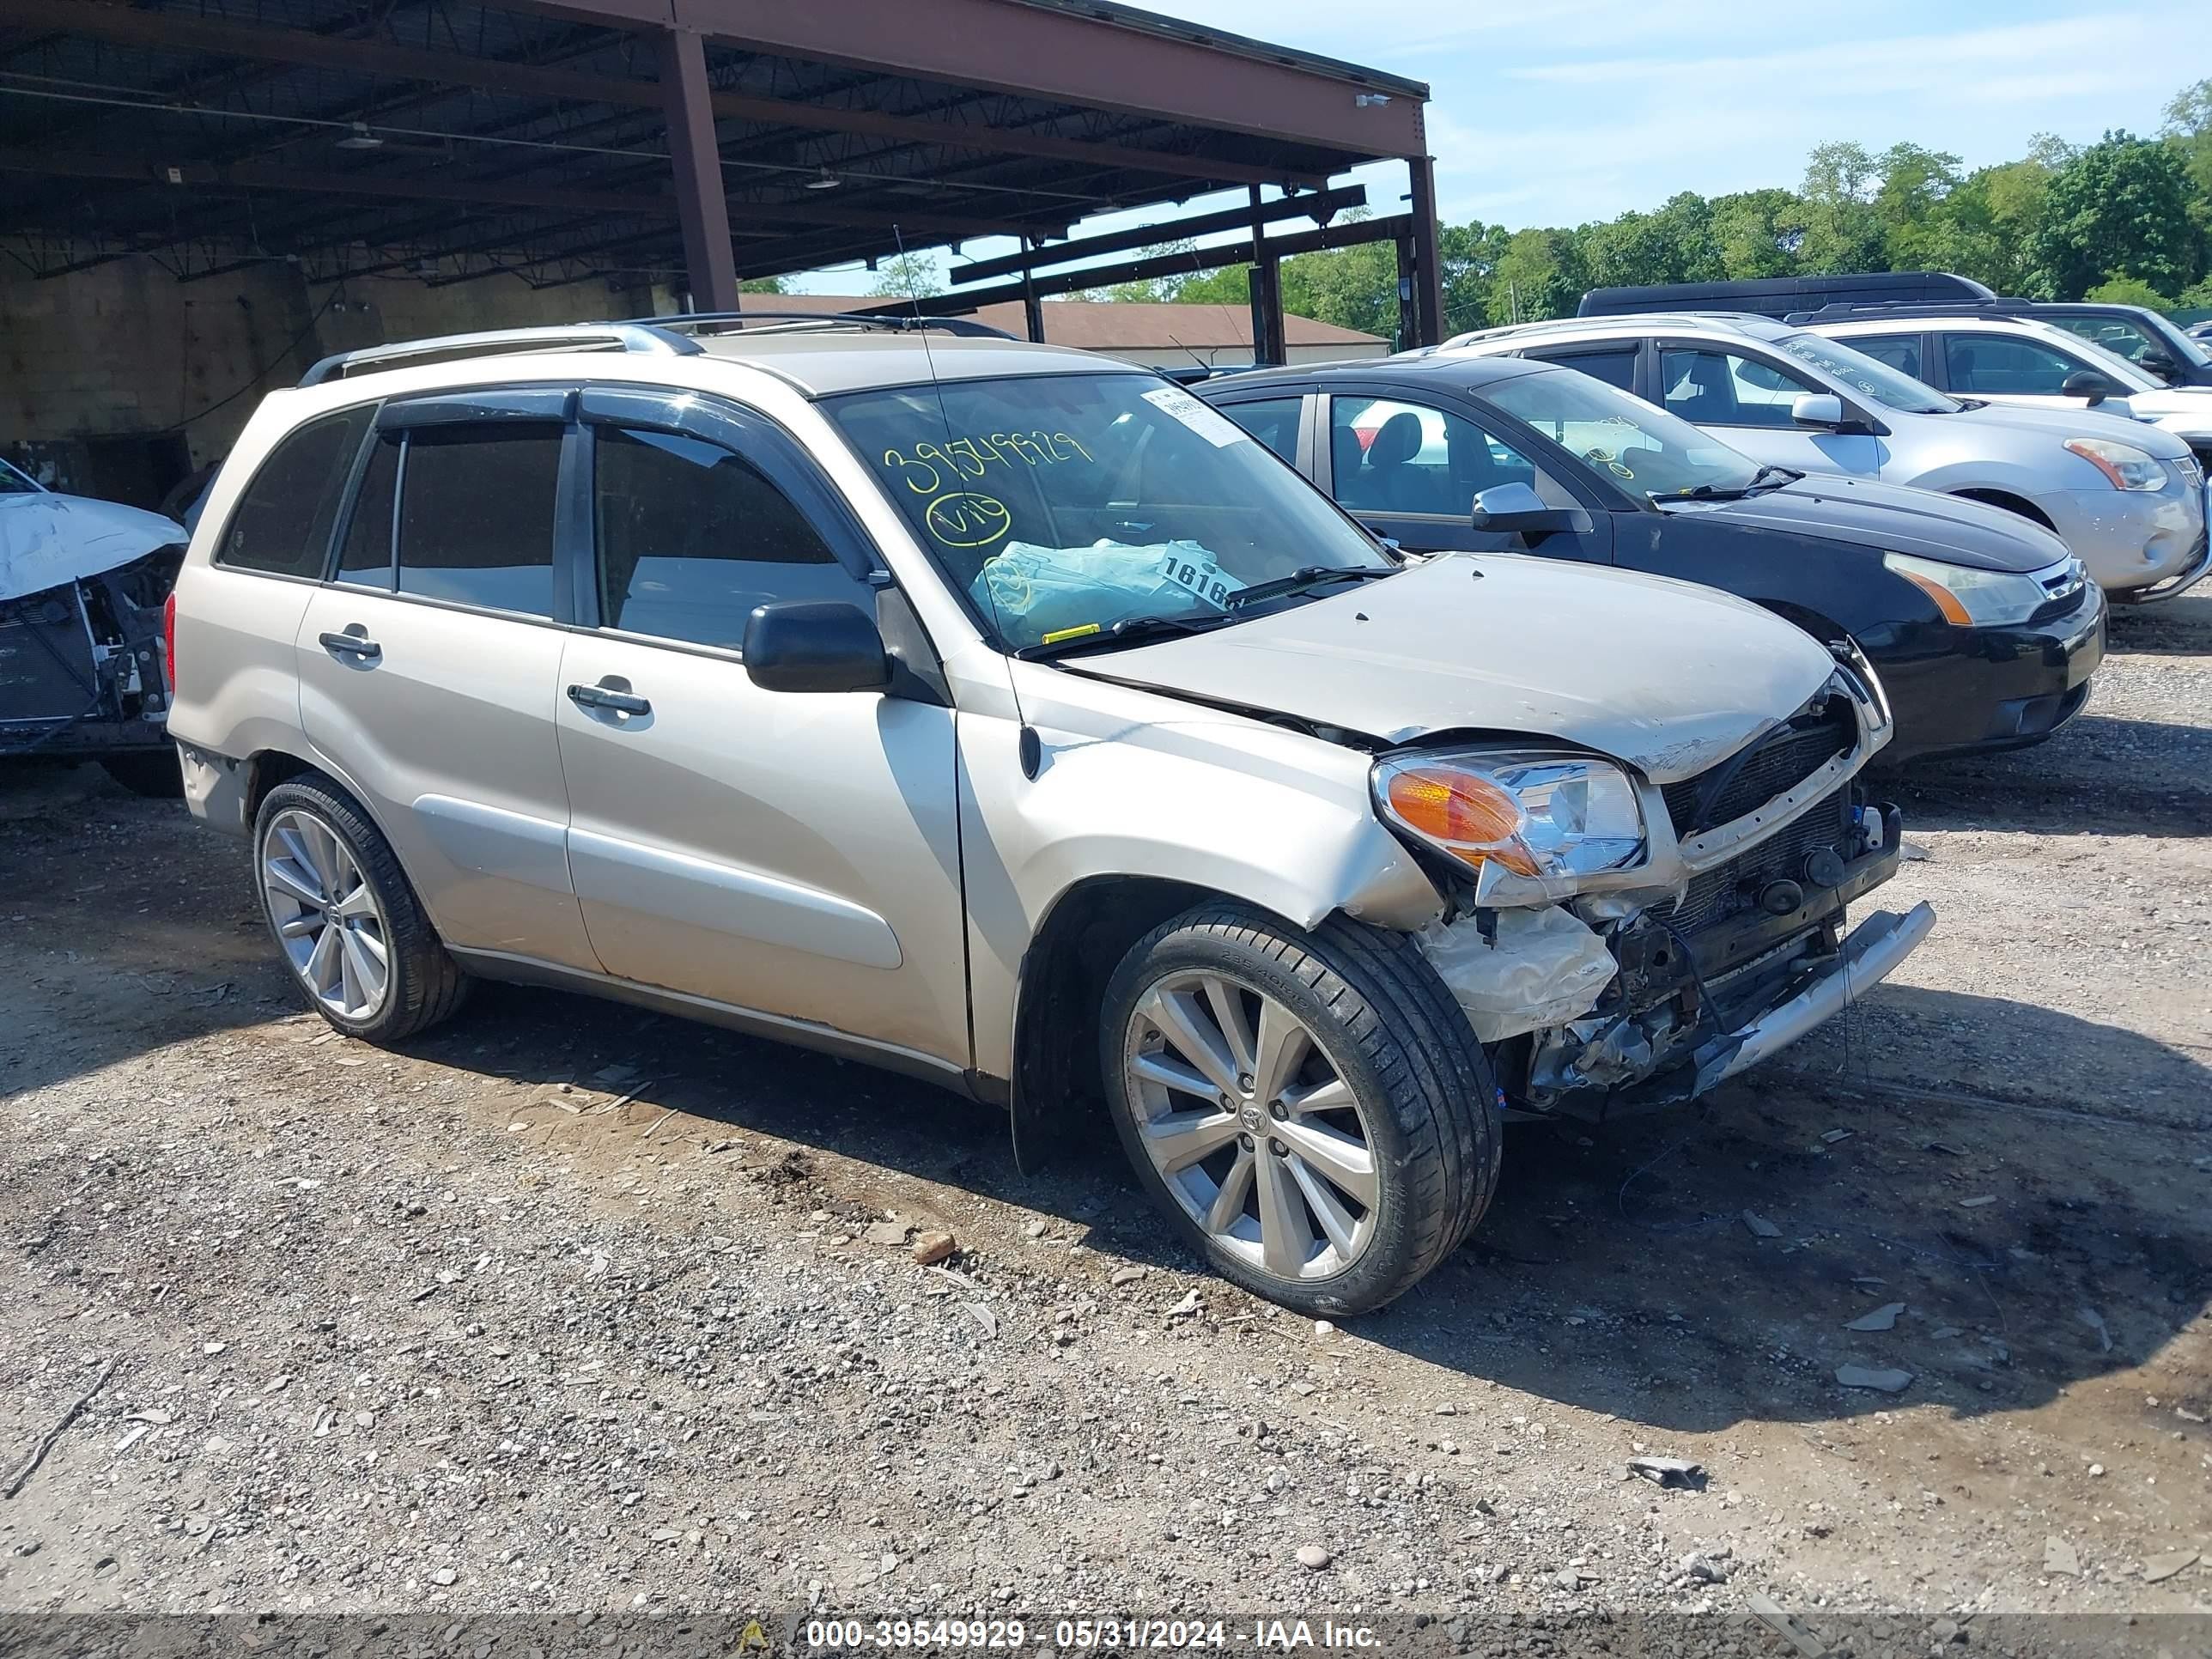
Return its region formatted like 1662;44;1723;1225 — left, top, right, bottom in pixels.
1140;385;1248;447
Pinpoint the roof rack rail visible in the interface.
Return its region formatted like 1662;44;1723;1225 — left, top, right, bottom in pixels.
1782;299;2049;325
298;322;701;387
634;309;1019;341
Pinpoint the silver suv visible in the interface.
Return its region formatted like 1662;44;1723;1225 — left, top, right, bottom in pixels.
1437;313;2209;603
166;315;1930;1316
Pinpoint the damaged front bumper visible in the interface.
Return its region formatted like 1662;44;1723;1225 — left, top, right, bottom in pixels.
1705;901;1934;1085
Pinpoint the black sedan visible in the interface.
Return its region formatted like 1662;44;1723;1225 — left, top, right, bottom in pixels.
1199;355;2104;763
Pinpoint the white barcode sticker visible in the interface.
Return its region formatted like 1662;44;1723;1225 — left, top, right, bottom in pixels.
1141;384;1248;447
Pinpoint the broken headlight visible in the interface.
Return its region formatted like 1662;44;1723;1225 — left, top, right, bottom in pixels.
1374;749;1645;884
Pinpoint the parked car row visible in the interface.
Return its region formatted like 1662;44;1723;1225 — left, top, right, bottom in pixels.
165;313;1936;1316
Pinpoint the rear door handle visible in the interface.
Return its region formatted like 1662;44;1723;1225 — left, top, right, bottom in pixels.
567;682;651;716
318;629;380;661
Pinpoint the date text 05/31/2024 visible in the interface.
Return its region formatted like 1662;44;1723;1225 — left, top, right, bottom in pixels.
801;1620;1383;1651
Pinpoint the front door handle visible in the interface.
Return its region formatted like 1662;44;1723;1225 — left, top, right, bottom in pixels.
318;629;380;661
567;681;651;717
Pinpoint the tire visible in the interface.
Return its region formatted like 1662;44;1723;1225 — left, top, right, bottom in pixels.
1100;902;1503;1316
252;772;470;1042
99;750;185;799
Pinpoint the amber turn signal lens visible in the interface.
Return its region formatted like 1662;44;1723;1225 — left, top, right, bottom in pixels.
1896;568;1972;627
1382;767;1540;876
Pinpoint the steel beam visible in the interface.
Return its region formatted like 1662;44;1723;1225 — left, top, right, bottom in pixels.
655;27;736;310
1406;152;1443;348
855;211;1413;316
6;0;1335;190
949;181;1364;285
517;0;1428;156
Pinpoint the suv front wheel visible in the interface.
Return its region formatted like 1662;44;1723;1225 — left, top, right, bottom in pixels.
253;773;470;1042
1101;902;1502;1316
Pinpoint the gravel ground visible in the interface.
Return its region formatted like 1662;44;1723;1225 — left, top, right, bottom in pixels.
1;596;2207;1656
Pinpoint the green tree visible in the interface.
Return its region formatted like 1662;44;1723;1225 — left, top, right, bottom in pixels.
1710;188;1806;279
1488;227;1587;323
1581;191;1723;289
1797;141;1889;272
738;276;787;294
2031;131;2199;297
2083;276;2177;311
868;252;943;299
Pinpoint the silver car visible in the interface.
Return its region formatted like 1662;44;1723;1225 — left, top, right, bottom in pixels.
1436;313;2209;603
165;316;1930;1316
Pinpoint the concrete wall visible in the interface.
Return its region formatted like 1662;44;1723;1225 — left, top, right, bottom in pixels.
0;257;661;504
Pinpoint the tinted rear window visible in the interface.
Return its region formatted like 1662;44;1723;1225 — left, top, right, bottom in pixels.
216;409;371;578
396;428;561;617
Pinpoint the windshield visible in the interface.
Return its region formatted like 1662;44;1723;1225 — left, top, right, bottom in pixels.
0;457;42;495
1484;366;1766;499
1775;331;1959;414
823;372;1392;652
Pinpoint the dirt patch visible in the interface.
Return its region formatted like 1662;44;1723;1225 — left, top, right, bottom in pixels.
0;599;2207;1645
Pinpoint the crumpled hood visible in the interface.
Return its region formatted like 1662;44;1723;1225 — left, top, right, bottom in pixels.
1662;475;2069;573
1072;552;1840;784
0;491;185;604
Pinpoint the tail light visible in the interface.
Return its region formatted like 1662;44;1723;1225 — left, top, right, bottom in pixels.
162;590;177;692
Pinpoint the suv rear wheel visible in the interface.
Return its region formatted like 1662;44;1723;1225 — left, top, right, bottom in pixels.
253;774;469;1042
1101;902;1502;1316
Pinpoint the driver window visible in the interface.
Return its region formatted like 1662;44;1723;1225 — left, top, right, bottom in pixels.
1328;397;1571;517
1660;348;1817;428
1942;334;2083;396
592;425;866;649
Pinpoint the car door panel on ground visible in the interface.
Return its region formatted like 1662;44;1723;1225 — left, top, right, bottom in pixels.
295;392;597;969
550;392;969;1066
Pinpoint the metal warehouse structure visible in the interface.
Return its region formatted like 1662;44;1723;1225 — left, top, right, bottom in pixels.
0;0;1444;343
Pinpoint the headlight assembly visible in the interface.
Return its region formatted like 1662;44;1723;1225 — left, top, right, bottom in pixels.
1884;553;2053;628
1374;750;1645;884
2064;435;2167;490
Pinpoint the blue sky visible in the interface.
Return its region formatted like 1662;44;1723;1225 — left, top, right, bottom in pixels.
790;0;2212;295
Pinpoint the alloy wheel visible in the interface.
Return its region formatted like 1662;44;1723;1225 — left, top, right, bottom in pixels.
261;807;391;1021
1122;970;1379;1281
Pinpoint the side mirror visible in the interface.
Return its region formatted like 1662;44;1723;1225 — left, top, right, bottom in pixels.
2139;349;2176;380
742;600;890;694
1790;392;1846;430
2061;370;2112;405
1470;481;1578;538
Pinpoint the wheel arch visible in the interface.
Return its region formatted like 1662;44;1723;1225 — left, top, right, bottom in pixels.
1948;487;2057;531
1006;874;1233;1170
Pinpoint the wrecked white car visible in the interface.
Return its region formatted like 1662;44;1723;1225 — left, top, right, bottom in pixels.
168;319;1934;1316
1;457;186;794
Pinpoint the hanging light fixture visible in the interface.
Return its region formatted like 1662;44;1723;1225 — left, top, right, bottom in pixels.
805;167;842;191
337;122;385;150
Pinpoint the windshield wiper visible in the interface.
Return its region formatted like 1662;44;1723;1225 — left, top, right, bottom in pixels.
1223;564;1397;609
1016;611;1243;661
1652;464;1799;504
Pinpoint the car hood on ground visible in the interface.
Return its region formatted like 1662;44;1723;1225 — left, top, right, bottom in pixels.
0;492;186;603
1948;396;2197;457
1659;475;2069;573
1069;552;1839;784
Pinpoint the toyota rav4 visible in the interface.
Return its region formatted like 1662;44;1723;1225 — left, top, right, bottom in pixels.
165;314;1933;1315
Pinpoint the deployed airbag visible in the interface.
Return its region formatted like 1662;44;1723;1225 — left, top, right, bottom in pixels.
969;539;1243;645
1420;905;1618;1043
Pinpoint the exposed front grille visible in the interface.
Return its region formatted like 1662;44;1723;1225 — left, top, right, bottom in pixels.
1653;787;1853;934
1662;695;1856;837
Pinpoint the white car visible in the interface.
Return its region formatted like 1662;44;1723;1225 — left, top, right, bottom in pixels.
1809;313;2212;470
1;456;188;793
